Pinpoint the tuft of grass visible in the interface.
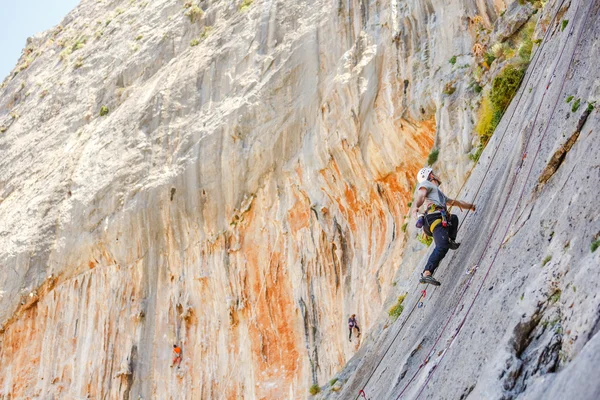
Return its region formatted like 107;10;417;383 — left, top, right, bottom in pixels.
492;42;515;61
59;47;73;61
542;255;552;266
587;102;595;112
190;38;199;47
566;95;574;103
329;378;338;386
443;82;456;96
483;52;496;67
469;145;484;163
427;148;439;165
99;105;109;116
239;0;253;11
571;98;581;112
388;294;407;321
201;25;213;39
449;55;457;65
401;223;408;233
73;57;84;69
470;81;483;93
135;34;143;41
542;316;561;329
549;290;561;304
417;232;433;247
309;384;320;395
185;4;204;22
591;239;600;253
518;21;535;62
71;37;87;52
561;20;568;32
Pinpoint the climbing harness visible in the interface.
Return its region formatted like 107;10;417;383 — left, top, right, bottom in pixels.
422;204;450;236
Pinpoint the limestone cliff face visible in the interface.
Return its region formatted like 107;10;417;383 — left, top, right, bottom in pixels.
0;0;535;398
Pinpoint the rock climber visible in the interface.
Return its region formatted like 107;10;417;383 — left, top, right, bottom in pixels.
348;314;361;342
172;344;182;367
414;167;476;286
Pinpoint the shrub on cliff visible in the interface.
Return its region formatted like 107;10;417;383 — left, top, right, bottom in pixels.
473;65;525;162
417;232;433;247
184;3;203;22
389;294;407;321
518;21;536;62
309;384;320;395
490;65;525;113
427;148;439;165
475;94;496;145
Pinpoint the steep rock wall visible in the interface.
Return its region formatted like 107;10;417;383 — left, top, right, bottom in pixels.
0;0;508;398
329;0;600;399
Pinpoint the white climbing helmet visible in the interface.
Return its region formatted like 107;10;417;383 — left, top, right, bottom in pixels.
417;167;433;183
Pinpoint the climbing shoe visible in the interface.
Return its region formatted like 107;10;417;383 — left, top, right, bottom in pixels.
449;239;460;250
420;274;441;286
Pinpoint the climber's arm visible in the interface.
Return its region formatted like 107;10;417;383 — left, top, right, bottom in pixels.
447;198;476;211
415;188;427;209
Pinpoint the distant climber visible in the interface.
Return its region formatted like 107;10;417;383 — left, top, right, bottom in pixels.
414;167;476;286
171;344;182;367
348;314;361;342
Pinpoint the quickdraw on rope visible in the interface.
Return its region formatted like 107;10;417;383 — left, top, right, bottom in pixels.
465;264;478;275
358;389;370;399
417;289;426;308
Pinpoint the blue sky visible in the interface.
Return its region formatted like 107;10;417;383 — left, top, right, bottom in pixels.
0;0;80;81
